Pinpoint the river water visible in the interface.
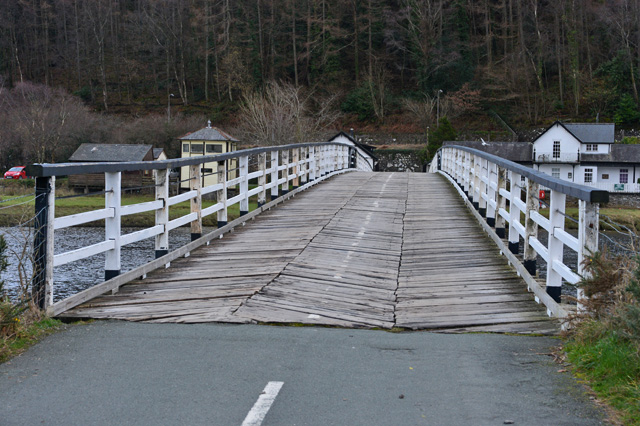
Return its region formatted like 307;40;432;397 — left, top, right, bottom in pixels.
0;225;635;304
0;226;213;302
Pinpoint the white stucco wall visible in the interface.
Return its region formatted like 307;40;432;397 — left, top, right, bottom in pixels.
533;124;581;157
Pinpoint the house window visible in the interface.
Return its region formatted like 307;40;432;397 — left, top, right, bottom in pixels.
553;141;560;159
191;143;204;153
552;168;560;178
567;172;573;180
182;143;189;153
620;169;629;184
586;144;597;152
584;168;593;183
206;144;223;153
602;174;609;180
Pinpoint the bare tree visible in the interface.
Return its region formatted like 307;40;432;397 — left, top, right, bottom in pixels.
240;81;340;145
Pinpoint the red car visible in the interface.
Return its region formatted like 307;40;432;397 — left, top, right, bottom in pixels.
4;166;27;179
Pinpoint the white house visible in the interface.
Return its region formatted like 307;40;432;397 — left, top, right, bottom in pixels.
445;121;640;193
327;131;378;170
531;121;639;191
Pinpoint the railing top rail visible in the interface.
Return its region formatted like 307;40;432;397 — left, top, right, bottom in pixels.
442;145;609;203
26;141;359;177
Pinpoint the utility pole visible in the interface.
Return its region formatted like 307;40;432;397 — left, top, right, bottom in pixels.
436;89;443;126
167;93;175;123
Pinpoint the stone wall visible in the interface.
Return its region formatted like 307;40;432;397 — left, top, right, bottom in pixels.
375;149;423;172
605;193;640;208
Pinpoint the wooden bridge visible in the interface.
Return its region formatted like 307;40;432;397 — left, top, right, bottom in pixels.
26;142;608;334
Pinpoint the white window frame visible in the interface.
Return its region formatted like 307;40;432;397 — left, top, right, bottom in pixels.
553;141;561;159
584;168;593;183
551;167;560;178
620;169;629;184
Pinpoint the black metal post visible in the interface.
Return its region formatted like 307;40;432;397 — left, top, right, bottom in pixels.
33;176;52;309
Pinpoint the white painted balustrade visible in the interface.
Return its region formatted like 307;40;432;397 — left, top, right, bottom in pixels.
431;146;608;316
28;142;372;310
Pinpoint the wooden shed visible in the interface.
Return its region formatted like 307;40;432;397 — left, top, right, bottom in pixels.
68;144;155;192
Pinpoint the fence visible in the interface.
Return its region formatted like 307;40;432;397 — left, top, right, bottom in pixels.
432;145;609;318
26;142;372;314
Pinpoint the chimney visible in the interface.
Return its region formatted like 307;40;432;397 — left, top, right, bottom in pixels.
207;120;212;128
350;128;354;138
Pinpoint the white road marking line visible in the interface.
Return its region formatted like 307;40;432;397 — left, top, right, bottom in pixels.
241;381;284;426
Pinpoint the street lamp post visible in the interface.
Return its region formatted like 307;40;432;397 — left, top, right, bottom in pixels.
167;93;175;123
436;89;443;126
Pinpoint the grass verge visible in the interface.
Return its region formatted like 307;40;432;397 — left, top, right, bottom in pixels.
564;322;640;425
0;315;63;364
563;251;640;425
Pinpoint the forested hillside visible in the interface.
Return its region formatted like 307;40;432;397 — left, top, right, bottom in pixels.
1;0;640;128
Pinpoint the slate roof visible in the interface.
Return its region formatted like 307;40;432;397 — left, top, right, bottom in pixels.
445;140;640;165
152;148;164;160
69;144;153;162
443;141;533;163
581;144;640;164
563;123;615;144
179;126;239;142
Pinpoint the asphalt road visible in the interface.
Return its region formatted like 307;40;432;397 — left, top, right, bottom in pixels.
0;322;604;426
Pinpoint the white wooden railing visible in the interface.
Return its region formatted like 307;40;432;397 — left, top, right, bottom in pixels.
431;146;609;318
27;142;373;314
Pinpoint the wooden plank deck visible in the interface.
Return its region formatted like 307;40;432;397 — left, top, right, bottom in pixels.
60;172;559;334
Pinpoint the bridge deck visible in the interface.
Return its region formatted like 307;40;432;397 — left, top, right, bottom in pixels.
61;173;558;334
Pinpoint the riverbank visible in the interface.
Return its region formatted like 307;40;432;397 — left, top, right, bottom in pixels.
563;253;640;425
0;180;255;227
0;311;62;364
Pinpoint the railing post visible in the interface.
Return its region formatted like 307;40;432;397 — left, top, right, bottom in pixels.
239;155;249;216
523;177;539;275
309;146;316;181
578;200;599;306
478;158;488;217
281;149;290;196
154;168;169;258
270;150;279;201
301;147;309;185
190;164;202;241
292;148;300;189
486;162;497;227
547;189;566;303
104;172;122;280
472;155;480;211
508;172;522;254
33;176;55;309
258;152;267;207
495;167;507;238
217;160;228;227
467;152;473;202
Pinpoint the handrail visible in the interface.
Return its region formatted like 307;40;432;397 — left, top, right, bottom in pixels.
444;146;608;203
26;141;356;177
31;141;375;311
431;145;603;318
